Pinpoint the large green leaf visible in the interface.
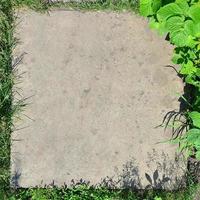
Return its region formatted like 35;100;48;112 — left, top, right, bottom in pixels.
166;16;184;33
185;20;195;35
157;3;184;21
140;0;153;16
140;0;162;16
188;4;200;22
175;0;190;13
189;111;200;128
152;0;162;13
185;20;200;37
170;30;189;46
170;28;197;47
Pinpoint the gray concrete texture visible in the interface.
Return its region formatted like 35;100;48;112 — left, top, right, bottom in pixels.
12;10;186;189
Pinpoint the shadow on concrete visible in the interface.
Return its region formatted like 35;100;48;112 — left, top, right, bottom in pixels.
11;170;21;188
144;170;170;189
99;152;186;190
9;151;185;190
10;150;186;189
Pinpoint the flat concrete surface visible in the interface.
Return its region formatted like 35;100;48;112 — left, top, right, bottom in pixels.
12;10;186;189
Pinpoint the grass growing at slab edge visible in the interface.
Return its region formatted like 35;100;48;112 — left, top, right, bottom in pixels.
0;0;199;199
0;0;15;192
14;0;139;12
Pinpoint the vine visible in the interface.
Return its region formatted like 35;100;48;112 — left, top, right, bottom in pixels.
140;0;200;160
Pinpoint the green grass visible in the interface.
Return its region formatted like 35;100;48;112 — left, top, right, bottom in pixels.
13;0;139;12
0;183;200;200
13;0;48;11
49;0;139;12
0;0;199;199
0;0;15;192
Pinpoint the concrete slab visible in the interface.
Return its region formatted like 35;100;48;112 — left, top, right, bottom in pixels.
11;10;186;189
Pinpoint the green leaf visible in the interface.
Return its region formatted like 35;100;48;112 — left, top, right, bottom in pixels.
172;53;184;64
193;22;200;37
185;20;195;35
188;4;200;22
140;0;153;16
185;20;200;37
186;35;198;48
188;50;197;59
140;0;162;16
170;30;189;46
179;60;196;75
149;18;168;35
175;0;190;13
185;74;199;86
166;16;184;33
157;3;184;22
149;17;160;29
196;69;200;76
187;128;200;143
152;0;162;13
196;151;200;160
189;111;200;128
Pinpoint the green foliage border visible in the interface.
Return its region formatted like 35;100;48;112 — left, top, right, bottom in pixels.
0;0;199;199
140;0;200;161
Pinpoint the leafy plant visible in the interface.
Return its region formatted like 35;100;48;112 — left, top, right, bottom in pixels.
140;0;200;160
